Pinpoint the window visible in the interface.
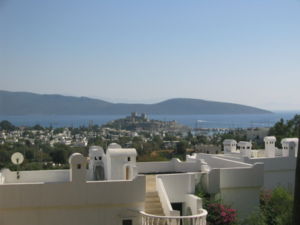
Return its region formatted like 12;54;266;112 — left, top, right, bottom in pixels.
94;156;97;160
77;164;81;169
127;157;131;162
122;219;132;225
99;156;102;160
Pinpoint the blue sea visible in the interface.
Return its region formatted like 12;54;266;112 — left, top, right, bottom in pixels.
0;111;299;129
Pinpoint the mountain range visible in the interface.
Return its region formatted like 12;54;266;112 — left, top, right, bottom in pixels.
0;90;272;115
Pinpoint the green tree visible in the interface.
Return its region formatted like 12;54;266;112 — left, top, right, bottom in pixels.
50;149;67;164
260;187;293;225
175;141;187;155
292;125;300;225
269;115;300;146
33;124;44;130
0;120;15;131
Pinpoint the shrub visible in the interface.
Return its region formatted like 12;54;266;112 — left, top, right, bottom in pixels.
195;179;237;225
239;209;267;225
260;187;293;225
206;203;237;225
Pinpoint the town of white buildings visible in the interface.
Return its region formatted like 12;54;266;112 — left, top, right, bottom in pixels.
0;134;297;225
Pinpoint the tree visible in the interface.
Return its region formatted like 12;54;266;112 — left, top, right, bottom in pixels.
260;187;293;225
175;141;187;155
292;125;300;225
50;149;67;164
0;120;15;131
269;115;300;146
33;124;44;130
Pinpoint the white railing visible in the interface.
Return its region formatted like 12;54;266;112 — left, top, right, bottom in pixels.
140;210;207;225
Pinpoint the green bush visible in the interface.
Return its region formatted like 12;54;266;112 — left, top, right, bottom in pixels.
239;209;267;225
260;187;293;225
241;187;293;225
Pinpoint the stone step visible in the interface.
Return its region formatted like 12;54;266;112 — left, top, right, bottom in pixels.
145;202;162;208
145;175;165;216
146;192;159;197
145;197;160;202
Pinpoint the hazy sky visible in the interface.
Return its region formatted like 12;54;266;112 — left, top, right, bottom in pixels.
1;0;300;110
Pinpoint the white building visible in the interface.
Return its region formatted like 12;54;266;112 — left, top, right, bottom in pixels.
0;136;297;225
221;136;298;190
0;150;145;225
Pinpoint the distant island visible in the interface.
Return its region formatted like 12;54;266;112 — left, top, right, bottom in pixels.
0;90;272;115
102;112;190;133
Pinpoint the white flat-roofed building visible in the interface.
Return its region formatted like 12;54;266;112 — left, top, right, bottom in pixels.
0;135;298;225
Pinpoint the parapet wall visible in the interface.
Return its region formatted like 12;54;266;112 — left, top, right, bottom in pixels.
0;175;145;225
194;153;253;169
0;169;70;184
243;156;296;190
156;173;203;217
137;158;201;174
203;163;264;218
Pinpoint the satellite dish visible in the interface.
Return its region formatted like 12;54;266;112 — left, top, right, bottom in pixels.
11;152;24;165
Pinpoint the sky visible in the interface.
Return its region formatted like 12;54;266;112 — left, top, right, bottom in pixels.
0;0;300;110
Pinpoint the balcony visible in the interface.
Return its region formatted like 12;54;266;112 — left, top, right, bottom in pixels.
140;210;207;225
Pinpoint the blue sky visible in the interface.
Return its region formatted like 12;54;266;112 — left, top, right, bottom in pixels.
0;0;300;110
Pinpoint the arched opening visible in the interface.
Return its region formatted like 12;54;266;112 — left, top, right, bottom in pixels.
94;163;105;180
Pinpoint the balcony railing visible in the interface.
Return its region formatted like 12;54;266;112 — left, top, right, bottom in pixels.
140;210;207;225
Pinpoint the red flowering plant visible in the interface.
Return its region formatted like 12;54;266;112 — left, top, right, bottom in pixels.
195;179;237;225
206;202;237;225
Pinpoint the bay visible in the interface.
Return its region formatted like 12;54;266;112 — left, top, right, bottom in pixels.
0;111;299;129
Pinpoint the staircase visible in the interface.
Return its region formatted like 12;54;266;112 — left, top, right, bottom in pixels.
141;175;208;225
145;175;164;216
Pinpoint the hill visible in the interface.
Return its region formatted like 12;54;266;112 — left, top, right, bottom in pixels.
0;90;272;115
102;113;190;133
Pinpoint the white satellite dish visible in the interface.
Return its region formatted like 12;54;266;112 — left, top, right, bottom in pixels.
11;152;24;165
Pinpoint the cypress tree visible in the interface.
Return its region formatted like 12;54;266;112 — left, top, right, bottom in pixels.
292;125;300;225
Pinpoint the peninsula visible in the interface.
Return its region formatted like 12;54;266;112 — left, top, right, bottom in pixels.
0;90;272;115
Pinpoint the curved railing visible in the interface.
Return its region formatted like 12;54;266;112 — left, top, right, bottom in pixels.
140;209;207;225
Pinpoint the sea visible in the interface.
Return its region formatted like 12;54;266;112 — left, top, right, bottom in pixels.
0;111;299;129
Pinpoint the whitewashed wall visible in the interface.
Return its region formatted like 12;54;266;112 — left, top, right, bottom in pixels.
203;163;264;217
156;173;204;216
0;174;145;225
156;178;180;216
157;173;195;203
194;153;252;168
0;169;69;184
243;156;296;190
137;158;201;174
184;194;203;215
